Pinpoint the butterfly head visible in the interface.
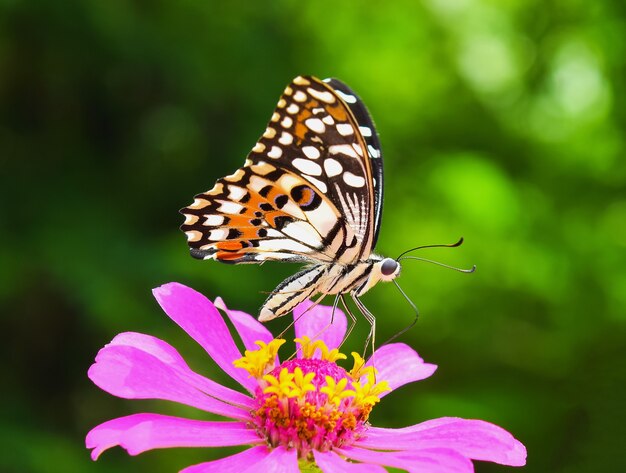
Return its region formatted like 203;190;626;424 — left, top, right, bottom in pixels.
379;257;400;281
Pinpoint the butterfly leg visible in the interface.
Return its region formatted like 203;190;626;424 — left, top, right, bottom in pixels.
292;294;343;359
276;293;328;343
352;295;377;361
339;294;357;349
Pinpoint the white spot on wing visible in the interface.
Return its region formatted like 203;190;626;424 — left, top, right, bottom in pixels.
185;230;202;242
337;124;354;136
305;118;325;133
228;186;247;200
368;145;380;158
252;142;265;153
322;115;335;125
343;172;366;188
293;91;307;102
278;132;293;145
293;158;322;176
267;146;283;159
307;88;335;103
188;198;209;209
281;116;293;128
359;126;372;137
286;104;299;114
218;201;244;214
224;169;245;182
302;146;320;159
336;90;357;103
203;215;224;226
324;158;343;177
250;161;276;175
184;214;199;225
208;229;227;241
206;183;223;196
249;175;270;193
329;144;358;159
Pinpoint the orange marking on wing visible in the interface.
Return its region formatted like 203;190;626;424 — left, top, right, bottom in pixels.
327;104;348;122
223;215;256;227
294;108;313;141
217;251;245;261
247;194;265;208
240;228;260;239
216;241;242;251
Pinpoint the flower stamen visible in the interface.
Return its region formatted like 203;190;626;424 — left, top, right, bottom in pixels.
238;336;390;458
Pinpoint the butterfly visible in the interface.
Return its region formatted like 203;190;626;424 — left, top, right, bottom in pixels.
181;75;401;327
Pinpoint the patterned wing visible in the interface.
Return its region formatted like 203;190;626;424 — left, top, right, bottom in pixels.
323;78;384;248
181;75;382;265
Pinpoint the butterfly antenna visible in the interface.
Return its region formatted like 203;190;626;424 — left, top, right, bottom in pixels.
395;237;465;261
382;280;420;345
398;256;476;273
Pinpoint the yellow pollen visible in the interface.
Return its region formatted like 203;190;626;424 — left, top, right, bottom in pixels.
342;413;357;430
321;346;347;363
233;339;286;378
295;335;324;359
349;352;376;380
320;376;353;406
291;367;316;396
295;335;349;362
262;368;296;398
350;375;391;407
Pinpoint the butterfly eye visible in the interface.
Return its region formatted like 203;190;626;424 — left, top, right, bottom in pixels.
380;258;398;276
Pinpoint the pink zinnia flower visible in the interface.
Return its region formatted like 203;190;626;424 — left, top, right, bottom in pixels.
86;282;526;472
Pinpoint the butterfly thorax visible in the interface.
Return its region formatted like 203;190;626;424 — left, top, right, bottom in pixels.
258;255;400;322
319;255;400;297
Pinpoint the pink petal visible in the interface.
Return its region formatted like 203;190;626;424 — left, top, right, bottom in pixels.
86;414;261;460
366;343;437;398
313;450;388;473
338;447;473;473
152;283;256;393
357;417;527;467
109;332;254;408
181;446;271;473
214;297;274;351
294;300;347;357
239;446;299;473
88;342;250;420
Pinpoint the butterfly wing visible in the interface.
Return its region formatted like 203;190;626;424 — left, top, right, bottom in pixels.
181;75;383;265
323;78;384;248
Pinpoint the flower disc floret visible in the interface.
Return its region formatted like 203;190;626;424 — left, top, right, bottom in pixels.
234;337;389;459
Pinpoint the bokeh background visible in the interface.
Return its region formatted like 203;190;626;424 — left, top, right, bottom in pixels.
2;1;625;472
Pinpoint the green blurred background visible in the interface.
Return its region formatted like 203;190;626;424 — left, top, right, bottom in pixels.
2;0;625;472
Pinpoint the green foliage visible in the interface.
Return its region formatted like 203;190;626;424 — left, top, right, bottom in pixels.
1;0;624;471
